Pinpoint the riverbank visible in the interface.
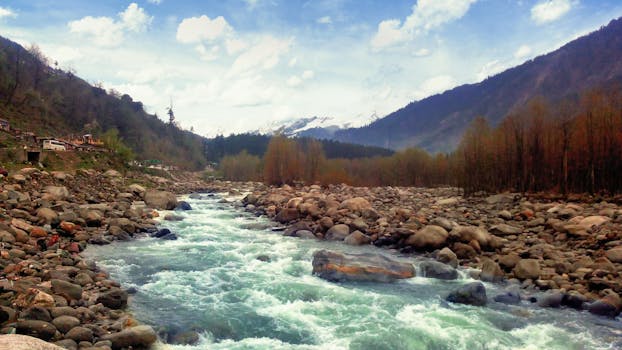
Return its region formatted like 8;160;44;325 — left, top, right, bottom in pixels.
1;172;620;348
0;167;210;349
208;181;622;318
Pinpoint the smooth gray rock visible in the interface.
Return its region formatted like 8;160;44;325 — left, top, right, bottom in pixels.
312;250;415;283
419;261;458;280
446;282;487;306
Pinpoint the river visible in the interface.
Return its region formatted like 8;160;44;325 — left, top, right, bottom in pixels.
84;194;619;350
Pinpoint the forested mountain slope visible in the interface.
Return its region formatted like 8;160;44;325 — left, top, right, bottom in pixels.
325;17;622;152
0;36;207;169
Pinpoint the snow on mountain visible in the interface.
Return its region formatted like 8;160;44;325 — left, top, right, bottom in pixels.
252;113;380;138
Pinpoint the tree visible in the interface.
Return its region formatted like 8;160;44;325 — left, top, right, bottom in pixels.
263;135;302;185
102;128;134;162
167;99;175;125
302;139;325;183
219;150;262;181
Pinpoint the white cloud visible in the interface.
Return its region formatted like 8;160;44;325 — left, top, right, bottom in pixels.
195;44;220;61
69;16;124;47
176;15;233;43
371;0;477;51
119;3;153;32
40;44;84;65
371;19;408;50
244;0;260;10
287;70;315;88
147;0;162;4
288;57;298;67
0;6;16;19
287;76;303;87
317;16;332;24
476;60;507;81
531;0;575;25
225;38;247;55
514;44;532;59
302;70;314;79
68;3;152;47
413;75;455;99
413;48;431;57
229;36;293;77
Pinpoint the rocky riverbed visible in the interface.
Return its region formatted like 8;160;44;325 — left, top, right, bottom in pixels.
0;167;209;349
1;171;621;349
210;181;622;320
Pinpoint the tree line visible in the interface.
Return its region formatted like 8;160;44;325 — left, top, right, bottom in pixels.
219;86;622;195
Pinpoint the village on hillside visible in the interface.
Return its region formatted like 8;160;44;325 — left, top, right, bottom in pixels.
0;118;176;170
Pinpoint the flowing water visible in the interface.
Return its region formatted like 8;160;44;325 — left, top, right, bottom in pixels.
84;195;621;350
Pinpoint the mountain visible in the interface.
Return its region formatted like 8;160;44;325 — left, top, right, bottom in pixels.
318;17;622;153
0;36;207;170
253;113;380;138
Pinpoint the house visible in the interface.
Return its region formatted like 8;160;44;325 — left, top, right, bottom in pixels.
39;138;67;151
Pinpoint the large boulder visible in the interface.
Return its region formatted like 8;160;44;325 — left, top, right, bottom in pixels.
312;250;415;283
513;259;541;280
0;334;64;349
36;208;59;225
606;247;622;263
339;197;372;212
537;291;565;308
343;231;372;246
43;186;70;201
419;261;458;280
16;320;57;341
485;193;516;204
96;288;128;309
275;208;299;223
176;201;192;211
436;247;458;268
446;282;487;306
51;279;83;301
588;292;621;318
451;226;492;248
325;224;350;241
144;190;178;210
579;215;610;228
405;225;448;250
104;169;122;178
52;315;81;334
490;224;522;236
480;258;504;282
128;183;146;195
65;326;93;342
100;325;157;349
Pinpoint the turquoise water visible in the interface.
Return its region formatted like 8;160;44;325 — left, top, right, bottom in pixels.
84;195;620;350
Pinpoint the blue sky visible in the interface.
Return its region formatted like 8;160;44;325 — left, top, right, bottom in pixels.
0;0;620;136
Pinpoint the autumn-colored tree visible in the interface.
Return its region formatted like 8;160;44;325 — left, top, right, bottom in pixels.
457;116;494;195
219;150;262;181
263;135;302;185
302;139;326;183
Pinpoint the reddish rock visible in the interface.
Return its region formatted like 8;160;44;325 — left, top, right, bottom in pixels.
30;227;48;238
59;221;78;235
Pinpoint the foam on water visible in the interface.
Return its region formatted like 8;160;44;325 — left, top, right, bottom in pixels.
85;195;617;350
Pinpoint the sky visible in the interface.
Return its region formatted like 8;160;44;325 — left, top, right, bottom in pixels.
0;0;621;136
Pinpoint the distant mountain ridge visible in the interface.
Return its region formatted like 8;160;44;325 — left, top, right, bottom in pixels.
303;17;622;152
252;113;380;138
